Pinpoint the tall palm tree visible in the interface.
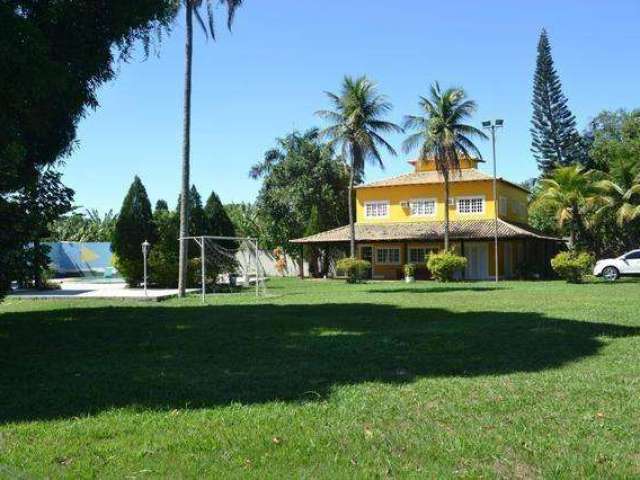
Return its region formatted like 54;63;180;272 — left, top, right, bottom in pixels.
316;76;402;257
534;165;599;249
402;82;487;250
178;0;243;297
595;156;640;227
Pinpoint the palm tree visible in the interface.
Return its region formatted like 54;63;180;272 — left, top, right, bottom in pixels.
178;0;243;297
534;165;600;249
595;157;640;226
402;82;487;250
316;76;402;257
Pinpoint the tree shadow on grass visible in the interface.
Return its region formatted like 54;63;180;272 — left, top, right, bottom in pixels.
0;302;637;423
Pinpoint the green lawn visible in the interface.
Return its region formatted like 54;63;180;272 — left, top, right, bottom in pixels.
1;278;639;478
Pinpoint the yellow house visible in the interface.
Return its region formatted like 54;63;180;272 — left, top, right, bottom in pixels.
292;158;561;280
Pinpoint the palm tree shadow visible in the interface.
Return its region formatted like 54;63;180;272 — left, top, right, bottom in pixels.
1;302;637;423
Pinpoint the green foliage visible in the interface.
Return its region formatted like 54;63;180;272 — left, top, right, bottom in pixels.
317;76;402;255
147;210;199;288
426;250;467;282
551;251;594;283
404;263;416;277
531;29;581;173
48;209;117;242
336;257;371;284
112;176;155;286
154;199;169;214
251;129;350;261
0;1;180;298
402;82;487;249
203;190;238;282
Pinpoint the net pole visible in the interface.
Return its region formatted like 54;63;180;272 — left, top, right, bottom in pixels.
201;236;206;304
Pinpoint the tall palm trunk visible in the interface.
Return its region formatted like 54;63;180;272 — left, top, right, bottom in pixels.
178;2;193;297
348;163;356;257
443;171;450;251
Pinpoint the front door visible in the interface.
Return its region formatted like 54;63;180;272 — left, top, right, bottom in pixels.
465;242;489;280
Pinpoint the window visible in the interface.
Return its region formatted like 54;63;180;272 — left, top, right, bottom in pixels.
409;198;436;216
408;247;439;264
409;247;426;264
625;250;640;260
457;196;485;214
376;247;400;265
499;196;508;215
364;201;389;218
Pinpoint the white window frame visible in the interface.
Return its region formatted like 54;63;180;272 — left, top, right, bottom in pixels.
457;195;485;215
364;200;389;219
408;198;437;217
499;196;508;216
376;247;401;265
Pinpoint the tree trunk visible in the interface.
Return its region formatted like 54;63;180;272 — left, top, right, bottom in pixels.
178;2;193;297
33;236;43;290
443;173;450;251
348;164;356;257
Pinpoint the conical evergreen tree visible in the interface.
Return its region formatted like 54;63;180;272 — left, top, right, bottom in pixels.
531;29;580;173
176;186;206;236
204;190;237;248
112;176;155;286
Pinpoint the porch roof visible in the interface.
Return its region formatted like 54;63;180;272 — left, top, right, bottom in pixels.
291;219;561;244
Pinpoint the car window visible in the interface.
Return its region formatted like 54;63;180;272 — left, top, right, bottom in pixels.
624;251;640;259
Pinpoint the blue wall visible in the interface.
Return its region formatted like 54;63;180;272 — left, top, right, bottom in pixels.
46;242;114;275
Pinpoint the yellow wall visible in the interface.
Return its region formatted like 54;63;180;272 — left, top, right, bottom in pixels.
356;177;529;224
496;183;529;223
414;158;480;171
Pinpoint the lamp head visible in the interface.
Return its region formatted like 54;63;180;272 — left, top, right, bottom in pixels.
482;120;492;128
495;119;504;127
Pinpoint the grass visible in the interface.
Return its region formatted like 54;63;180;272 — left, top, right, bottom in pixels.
1;278;639;478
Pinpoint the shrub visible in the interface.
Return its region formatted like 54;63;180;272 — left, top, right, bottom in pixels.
404;263;416;277
336;257;371;283
550;251;593;283
426;250;467;282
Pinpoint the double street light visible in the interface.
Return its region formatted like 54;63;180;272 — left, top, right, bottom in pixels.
482;119;504;283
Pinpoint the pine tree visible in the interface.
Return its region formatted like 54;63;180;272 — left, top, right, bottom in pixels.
112;176;155;286
531;29;580;173
154;199;169;214
204;190;237;245
176;185;206;236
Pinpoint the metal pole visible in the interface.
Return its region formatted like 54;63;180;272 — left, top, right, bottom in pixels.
491;126;499;283
200;236;205;304
142;240;149;297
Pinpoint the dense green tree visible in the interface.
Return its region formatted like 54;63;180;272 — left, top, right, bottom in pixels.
403;82;487;249
316;76;402;257
531;29;580;173
0;1;180;299
178;0;244;297
15;166;74;288
112;177;156;286
154;199;169;214
204;191;237;240
533;166;600;249
250;129;350;269
224;202;265;242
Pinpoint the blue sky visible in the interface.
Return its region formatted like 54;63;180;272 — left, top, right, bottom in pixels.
63;0;640;213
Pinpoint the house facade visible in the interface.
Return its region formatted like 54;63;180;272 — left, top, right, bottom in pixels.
292;158;561;280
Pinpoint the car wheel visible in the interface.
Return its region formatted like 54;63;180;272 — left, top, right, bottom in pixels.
602;266;619;282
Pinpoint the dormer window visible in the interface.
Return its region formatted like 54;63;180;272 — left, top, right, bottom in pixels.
364;201;389;218
457;196;485;214
409;198;436;216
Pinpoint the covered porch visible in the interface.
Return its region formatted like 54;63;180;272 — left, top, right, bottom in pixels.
292;219;562;280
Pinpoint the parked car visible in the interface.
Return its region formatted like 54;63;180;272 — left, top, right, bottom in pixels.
593;249;640;281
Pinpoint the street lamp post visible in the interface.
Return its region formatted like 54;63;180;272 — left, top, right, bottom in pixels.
482;119;504;283
142;240;150;296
